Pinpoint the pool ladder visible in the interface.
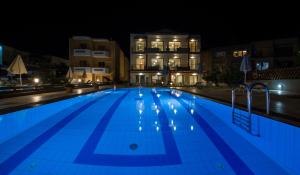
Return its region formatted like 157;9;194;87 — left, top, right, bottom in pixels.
232;83;270;136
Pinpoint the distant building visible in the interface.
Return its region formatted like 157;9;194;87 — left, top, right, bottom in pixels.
0;44;68;83
205;37;300;74
130;30;201;86
69;36;128;83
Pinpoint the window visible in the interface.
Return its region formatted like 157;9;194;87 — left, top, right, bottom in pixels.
189;75;198;85
98;62;105;67
189;58;197;70
168;58;181;69
135;39;145;52
151;57;163;70
169;41;181;51
189;40;198;52
97;46;106;50
256;62;269;70
233;50;247;57
80;43;87;49
79;60;88;67
151;41;164;51
135;57;145;70
215;51;226;57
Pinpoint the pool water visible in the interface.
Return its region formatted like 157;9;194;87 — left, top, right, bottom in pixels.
0;88;299;175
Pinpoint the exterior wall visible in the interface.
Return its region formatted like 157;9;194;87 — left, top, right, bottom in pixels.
130;32;201;86
69;36;128;83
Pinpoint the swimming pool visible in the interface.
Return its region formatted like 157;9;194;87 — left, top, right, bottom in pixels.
0;88;299;174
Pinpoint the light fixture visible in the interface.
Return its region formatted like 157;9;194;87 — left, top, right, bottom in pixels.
33;78;39;84
176;73;181;76
192;73;198;76
190;39;195;42
96;79;100;82
138;73;144;76
138;38;143;41
78;79;82;83
277;84;283;89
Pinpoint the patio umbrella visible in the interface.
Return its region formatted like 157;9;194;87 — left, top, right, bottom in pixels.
240;55;252;83
7;54;27;86
66;67;73;82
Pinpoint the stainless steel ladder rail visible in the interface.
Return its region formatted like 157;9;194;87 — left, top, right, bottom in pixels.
232;82;270;136
248;82;270;136
232;83;251;132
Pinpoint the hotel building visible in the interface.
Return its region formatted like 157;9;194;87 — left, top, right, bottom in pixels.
130;30;201;86
69;36;128;83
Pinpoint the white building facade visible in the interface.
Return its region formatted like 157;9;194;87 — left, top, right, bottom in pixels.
130;31;201;86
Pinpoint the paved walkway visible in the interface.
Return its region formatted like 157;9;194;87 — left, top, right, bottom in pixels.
176;87;300;127
0;86;111;114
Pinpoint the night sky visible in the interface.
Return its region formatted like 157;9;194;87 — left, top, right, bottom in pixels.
0;1;299;58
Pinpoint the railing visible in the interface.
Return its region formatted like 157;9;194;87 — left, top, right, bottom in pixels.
231;82;270;136
92;51;109;58
132;47;197;53
73;49;92;56
131;64;145;70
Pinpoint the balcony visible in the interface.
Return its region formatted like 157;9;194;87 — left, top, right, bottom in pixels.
131;64;145;70
73;67;110;74
73;67;92;73
92;51;110;58
146;48;161;53
73;49;92;56
92;67;110;74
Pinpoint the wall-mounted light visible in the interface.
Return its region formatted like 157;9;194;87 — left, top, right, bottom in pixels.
78;79;82;83
33;78;39;84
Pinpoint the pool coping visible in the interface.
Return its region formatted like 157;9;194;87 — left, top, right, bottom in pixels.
1;86;299;128
0;86;112;115
175;88;300;128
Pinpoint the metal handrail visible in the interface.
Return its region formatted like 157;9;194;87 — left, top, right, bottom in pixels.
249;82;270;115
231;83;250;118
231;82;270;136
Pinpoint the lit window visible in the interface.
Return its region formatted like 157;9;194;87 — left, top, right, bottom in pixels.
189;39;198;52
169;41;181;51
135;39;145;52
233;50;247;57
151;41;164;51
256;62;269;70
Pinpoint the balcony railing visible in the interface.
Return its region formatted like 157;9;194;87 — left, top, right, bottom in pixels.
131;64;145;70
92;50;110;58
73;49;92;56
132;47;199;53
73;67;110;74
74;67;92;73
92;67;110;74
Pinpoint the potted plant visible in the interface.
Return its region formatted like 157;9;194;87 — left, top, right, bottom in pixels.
65;83;75;93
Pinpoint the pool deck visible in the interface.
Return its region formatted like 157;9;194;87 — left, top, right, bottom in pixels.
175;87;300;127
0;85;299;127
0;86;111;115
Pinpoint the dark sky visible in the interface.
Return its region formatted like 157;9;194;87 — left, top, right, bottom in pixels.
0;1;299;58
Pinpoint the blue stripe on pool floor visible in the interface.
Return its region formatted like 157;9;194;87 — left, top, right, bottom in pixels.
171;93;254;175
0;92;110;175
74;90;181;166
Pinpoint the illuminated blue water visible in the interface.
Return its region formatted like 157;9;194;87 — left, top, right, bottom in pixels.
0;88;299;174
